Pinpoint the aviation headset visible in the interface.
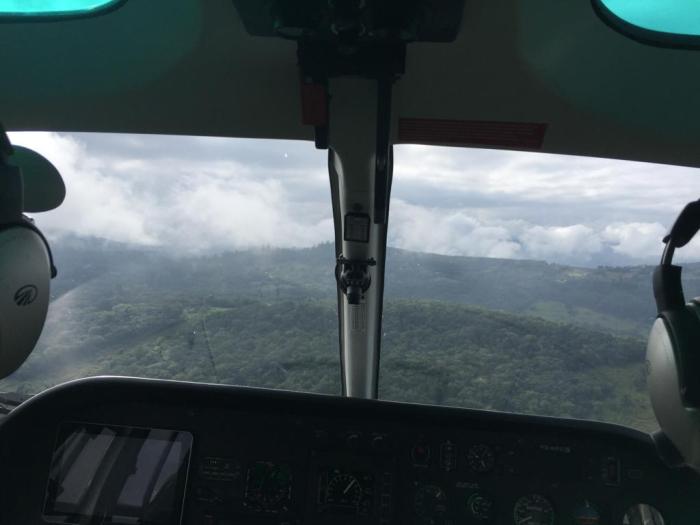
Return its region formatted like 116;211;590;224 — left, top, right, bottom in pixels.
0;129;57;379
649;199;700;471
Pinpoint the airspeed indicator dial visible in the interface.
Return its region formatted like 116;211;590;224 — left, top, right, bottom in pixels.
327;473;362;508
318;468;374;516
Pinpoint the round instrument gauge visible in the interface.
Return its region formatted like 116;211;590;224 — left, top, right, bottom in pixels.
318;468;374;516
467;444;496;473
513;494;554;525
622;504;665;525
468;492;495;522
244;461;293;512
326;473;363;508
414;483;448;521
411;441;432;466
573;501;600;525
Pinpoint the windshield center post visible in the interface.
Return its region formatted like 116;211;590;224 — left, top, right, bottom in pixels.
327;76;396;399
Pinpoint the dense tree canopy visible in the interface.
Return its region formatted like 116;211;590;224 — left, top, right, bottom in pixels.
0;239;660;431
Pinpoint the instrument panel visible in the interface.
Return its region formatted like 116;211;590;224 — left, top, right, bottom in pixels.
0;377;697;525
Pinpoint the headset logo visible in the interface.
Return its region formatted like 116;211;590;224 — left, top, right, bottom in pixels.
14;285;38;307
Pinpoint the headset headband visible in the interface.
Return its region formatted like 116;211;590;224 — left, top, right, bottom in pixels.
661;199;700;265
652;198;700;408
654;199;700;312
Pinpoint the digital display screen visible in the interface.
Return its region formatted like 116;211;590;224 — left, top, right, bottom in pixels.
43;422;193;525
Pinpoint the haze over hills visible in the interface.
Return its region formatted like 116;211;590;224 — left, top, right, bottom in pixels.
0;236;680;431
49;236;700;336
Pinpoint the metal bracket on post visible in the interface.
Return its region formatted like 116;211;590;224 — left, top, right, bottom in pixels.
335;255;377;305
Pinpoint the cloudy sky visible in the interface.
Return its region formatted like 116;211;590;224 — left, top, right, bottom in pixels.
9;131;700;267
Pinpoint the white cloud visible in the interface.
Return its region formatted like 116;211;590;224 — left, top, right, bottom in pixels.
10;132;333;253
521;225;602;260
602;222;666;259
389;201;522;258
394;144;700;223
390;201;699;265
8;132;700;266
161;176;332;251
11;132;157;245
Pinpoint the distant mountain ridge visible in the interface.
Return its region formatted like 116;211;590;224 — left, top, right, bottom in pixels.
0;235;663;430
48;235;700;336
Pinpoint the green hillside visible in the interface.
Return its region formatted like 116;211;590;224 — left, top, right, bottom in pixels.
0;286;655;431
47;237;700;337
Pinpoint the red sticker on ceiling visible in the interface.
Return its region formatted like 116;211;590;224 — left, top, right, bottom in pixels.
300;82;328;127
398;118;548;150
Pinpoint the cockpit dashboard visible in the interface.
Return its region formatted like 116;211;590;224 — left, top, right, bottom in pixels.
0;377;697;525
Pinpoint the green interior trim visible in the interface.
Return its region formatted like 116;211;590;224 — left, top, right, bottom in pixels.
595;0;700;48
599;0;700;36
0;0;120;15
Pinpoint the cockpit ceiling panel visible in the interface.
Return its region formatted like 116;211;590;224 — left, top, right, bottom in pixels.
0;0;699;169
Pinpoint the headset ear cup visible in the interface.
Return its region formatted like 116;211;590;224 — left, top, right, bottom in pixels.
648;312;700;471
687;299;700;322
0;226;51;378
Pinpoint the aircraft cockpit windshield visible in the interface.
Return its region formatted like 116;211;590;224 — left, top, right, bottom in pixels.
5;2;700;523
3;131;700;434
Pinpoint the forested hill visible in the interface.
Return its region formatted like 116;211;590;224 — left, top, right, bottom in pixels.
0;293;654;431
0;237;662;430
50;236;700;336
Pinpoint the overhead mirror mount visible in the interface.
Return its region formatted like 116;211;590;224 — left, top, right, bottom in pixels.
231;0;465;45
231;0;465;149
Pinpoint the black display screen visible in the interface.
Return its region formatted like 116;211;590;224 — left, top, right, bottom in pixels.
43;422;193;525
